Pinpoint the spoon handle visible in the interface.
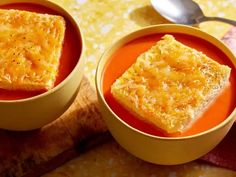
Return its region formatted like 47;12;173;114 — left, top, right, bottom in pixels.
199;16;236;26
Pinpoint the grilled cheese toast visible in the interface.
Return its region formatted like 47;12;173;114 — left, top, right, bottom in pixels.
111;35;231;134
0;9;65;91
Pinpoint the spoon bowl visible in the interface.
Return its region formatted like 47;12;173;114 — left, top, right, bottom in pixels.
150;0;236;26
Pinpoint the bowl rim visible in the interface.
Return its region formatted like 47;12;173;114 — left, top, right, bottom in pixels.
96;24;236;140
0;0;85;103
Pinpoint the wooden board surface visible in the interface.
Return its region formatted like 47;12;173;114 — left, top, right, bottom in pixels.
0;76;110;177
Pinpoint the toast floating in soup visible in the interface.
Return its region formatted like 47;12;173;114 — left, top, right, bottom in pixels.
0;9;65;91
111;35;231;134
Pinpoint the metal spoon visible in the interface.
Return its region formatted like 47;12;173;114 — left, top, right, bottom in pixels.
150;0;236;26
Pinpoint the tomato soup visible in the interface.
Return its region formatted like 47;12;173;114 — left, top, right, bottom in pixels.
0;3;81;100
103;33;236;137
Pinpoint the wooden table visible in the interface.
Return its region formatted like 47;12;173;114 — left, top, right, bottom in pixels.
44;0;236;176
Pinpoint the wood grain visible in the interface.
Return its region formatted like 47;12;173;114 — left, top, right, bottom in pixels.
0;76;109;177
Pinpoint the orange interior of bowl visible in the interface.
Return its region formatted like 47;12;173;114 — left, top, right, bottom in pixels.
0;3;81;100
102;33;236;137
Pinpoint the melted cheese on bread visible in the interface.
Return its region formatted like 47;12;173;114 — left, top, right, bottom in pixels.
111;35;231;134
0;9;65;91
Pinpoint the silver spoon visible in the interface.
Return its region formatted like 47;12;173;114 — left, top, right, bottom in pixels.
150;0;236;26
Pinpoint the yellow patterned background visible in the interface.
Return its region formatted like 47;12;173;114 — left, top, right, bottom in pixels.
53;0;235;83
44;0;236;176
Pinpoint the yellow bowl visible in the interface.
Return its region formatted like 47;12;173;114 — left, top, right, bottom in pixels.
0;0;85;131
96;24;236;165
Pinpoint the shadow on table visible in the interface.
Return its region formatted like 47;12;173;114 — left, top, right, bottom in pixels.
129;5;170;27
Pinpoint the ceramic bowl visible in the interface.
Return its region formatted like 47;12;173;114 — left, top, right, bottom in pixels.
0;0;85;131
96;24;236;165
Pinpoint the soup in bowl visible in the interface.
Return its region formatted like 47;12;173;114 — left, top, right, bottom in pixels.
96;24;236;165
0;0;85;131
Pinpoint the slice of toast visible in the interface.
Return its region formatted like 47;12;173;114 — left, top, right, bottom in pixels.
0;9;65;91
111;35;231;134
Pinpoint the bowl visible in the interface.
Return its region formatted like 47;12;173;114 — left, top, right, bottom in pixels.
96;24;236;165
0;0;85;131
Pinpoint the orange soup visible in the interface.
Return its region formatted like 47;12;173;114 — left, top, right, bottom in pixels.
0;3;81;100
103;33;236;137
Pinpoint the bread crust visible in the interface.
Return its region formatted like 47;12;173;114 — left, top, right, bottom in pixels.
111;35;231;134
0;9;65;91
